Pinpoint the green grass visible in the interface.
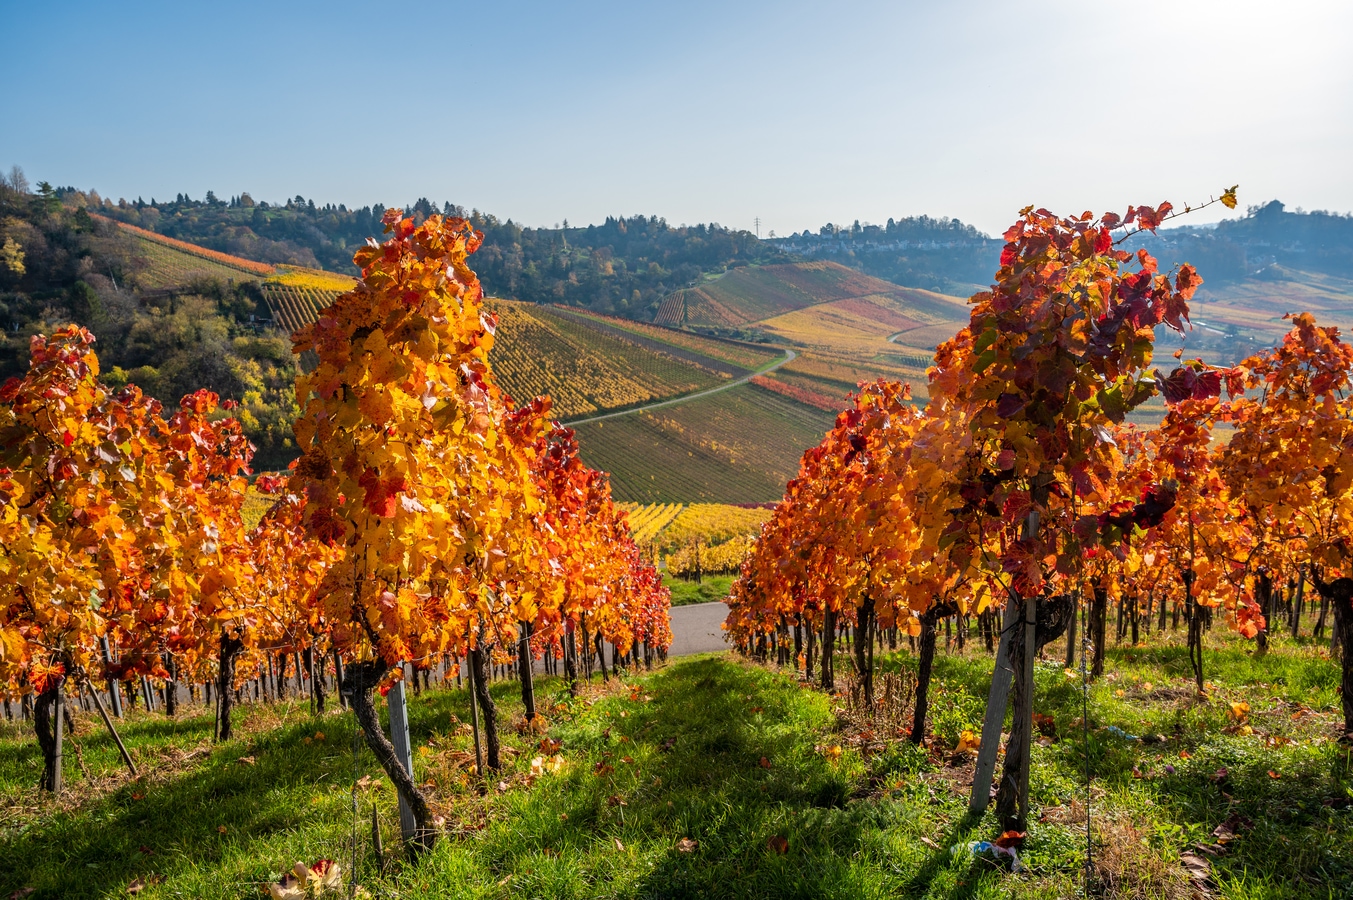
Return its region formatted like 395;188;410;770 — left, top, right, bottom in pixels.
663;573;733;606
3;631;1350;898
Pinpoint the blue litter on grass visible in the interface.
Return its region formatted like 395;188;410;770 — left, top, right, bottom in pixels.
951;841;1022;873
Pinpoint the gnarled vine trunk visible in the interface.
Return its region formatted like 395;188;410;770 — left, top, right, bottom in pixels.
1089;586;1108;679
468;646;501;769
911;601;958;744
852;595;874;709
1310;572;1353;738
820;606;836;691
34;667;67;793
994;594;1071;832
216;634;243;742
518;620;536;721
343;659;436;856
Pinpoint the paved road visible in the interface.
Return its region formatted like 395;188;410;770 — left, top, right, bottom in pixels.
562;349;797;427
668;601;731;657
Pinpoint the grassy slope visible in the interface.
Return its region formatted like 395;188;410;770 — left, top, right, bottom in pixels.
3;631;1348;899
663;573;734;606
573;383;836;503
128;234;273;290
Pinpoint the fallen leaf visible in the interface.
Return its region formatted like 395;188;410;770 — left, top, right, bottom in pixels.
1212;812;1254;844
1180;851;1212;885
127;878;146;895
993;830;1026;849
767;835;789;854
676;837;698;853
954;730;980;754
237;756;256;766
759;756;772;769
1268;770;1280;779
614;837;625;852
217;825;228;834
921;837;940;850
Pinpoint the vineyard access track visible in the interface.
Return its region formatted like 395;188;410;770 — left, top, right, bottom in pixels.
562;348;796;426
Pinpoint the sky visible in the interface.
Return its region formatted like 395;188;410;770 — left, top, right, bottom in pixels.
3;0;1351;237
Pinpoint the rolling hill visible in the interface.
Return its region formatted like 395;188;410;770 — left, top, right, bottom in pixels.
653;261;972;408
572;382;837;503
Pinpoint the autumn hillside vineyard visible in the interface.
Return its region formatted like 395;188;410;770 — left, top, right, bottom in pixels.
727;190;1353;837
0;210;672;852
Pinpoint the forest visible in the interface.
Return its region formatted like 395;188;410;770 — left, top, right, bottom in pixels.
85;190;784;319
0;171;300;468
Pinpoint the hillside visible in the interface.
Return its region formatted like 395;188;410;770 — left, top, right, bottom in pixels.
656;262;911;328
652;261;971;408
84;189;784;320
0;195;302;468
573;382;837;504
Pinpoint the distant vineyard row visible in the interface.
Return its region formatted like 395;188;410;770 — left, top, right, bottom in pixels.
576;383;837;503
261;284;344;337
617;502;772;554
97;215;275;277
556;307;779;371
487;302;724;419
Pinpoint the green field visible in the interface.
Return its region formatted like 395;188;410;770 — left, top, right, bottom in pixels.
663;573;735;606
574;383;836;503
4;632;1345;899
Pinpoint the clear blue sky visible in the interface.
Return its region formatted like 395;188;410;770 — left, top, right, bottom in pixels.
4;0;1350;237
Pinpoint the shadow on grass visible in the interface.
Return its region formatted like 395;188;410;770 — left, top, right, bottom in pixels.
0;710;369;899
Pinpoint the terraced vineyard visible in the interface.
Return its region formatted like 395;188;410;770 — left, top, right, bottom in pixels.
657;261;917;328
618;502;684;546
574;382;837;503
757;289;968;354
559;308;780;371
126;234;275;289
779;353;927;398
487;301;725;419
261;282;346;336
618;502;772;553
